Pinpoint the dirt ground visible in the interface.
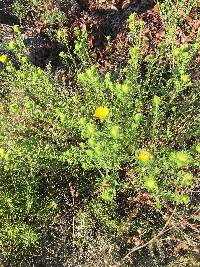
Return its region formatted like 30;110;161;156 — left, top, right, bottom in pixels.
0;1;200;266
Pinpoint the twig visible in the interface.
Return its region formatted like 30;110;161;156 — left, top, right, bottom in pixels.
114;207;176;267
72;196;75;239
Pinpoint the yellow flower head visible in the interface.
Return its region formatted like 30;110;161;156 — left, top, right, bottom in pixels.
95;106;109;120
138;150;151;161
0;54;8;63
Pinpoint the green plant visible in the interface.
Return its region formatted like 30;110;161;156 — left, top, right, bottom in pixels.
12;0;67;26
0;3;199;264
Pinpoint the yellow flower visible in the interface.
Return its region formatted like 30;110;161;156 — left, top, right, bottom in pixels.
138;150;151;161
0;54;8;63
95;106;109;120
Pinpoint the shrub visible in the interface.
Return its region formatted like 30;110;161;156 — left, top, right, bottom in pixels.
12;0;67;26
0;2;199;264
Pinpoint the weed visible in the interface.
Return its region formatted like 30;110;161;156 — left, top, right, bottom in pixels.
0;1;199;265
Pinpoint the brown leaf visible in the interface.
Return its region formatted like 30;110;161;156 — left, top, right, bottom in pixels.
80;23;87;30
153;3;159;14
156;30;165;39
174;241;189;253
88;35;94;47
191;20;200;33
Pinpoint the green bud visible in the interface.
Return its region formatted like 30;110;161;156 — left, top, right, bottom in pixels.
13;25;20;33
101;188;115;202
48;200;57;210
10;103;22;113
143;176;158;192
56;29;66;39
134;113;142;123
75;43;81;51
79;117;87;126
174;194;190;204
122;83;130;94
59;51;66;59
6;65;14;72
168;27;175;36
180;195;190;204
181;74;190;83
8;41;15;50
170;151;191;168
21;56;29;63
82;162;88;170
4;153;10;161
112;143;119;151
130;47;139;57
59;113;66;124
79;142;85;149
153;95;161;106
86;123;95;136
93;142;101;153
110;126;120;139
181;172;193;186
88;138;95;147
25;101;34;110
146;54;155;62
72;95;78;103
116;83;121;92
172;107;176;112
86;149;93;158
63;150;71;158
86;67;95;77
0;148;5;158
